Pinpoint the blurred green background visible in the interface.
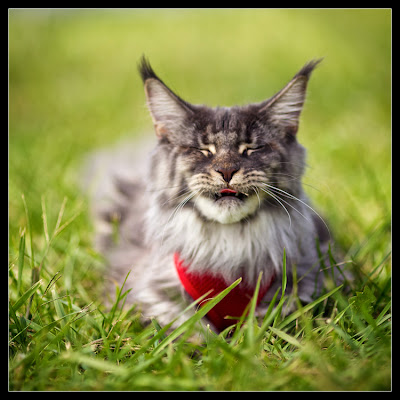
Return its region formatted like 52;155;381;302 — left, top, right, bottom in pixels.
9;9;391;271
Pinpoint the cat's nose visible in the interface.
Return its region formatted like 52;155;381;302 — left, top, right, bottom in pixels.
216;167;239;183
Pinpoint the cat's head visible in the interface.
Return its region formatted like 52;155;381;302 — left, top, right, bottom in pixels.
139;57;321;224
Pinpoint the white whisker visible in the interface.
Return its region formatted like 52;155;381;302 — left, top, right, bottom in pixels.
170;191;198;222
160;189;199;246
258;187;292;228
260;183;331;238
161;188;193;206
192;189;206;210
264;187;309;221
252;186;261;209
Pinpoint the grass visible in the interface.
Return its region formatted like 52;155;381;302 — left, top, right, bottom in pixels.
9;9;391;391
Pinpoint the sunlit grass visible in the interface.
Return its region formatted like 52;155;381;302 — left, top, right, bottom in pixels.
9;9;391;391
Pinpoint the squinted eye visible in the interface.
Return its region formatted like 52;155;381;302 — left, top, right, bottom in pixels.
198;144;216;157
239;144;265;156
200;149;213;157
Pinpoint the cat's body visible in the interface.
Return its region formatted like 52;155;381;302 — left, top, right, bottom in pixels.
86;57;335;331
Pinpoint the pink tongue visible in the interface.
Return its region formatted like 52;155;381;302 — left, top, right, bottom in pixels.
220;189;237;195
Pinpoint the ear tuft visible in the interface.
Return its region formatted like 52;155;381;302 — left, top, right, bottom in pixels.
138;55;163;84
259;59;322;134
294;58;323;80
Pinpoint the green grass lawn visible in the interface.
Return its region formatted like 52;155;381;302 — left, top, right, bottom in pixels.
9;9;391;391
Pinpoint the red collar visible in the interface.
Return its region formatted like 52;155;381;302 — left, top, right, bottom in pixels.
174;252;275;332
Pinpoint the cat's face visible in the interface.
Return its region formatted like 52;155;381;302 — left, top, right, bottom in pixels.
140;58;320;224
175;107;306;224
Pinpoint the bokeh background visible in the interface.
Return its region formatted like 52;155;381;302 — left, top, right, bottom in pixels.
9;9;391;275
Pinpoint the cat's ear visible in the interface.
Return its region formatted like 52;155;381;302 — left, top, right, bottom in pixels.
139;56;193;138
259;59;322;135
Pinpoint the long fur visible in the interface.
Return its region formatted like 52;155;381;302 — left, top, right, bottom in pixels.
84;57;336;331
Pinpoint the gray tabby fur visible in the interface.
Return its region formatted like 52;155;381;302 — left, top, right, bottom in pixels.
84;57;336;331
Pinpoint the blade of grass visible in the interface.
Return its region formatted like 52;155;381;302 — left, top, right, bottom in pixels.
152;318;167;345
255;290;282;343
41;195;50;244
62;352;126;376
226;273;262;345
9;302;23;337
152;278;242;355
376;300;391;325
269;326;303;349
9;317;30;345
128;288;218;363
277;284;344;330
51;287;67;321
11;279;42;313
262;287;281;326
17;228;26;295
272;248;288;327
107;270;132;331
43;271;62;295
21;194;34;271
243;272;262;347
374;276;391;308
53;197;67;236
21;194;40;318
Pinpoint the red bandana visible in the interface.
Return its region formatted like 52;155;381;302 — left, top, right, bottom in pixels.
174;252;275;332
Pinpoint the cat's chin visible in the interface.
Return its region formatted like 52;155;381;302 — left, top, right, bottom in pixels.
195;195;260;224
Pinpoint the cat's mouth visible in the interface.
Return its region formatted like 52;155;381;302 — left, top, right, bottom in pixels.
214;188;248;202
196;187;259;223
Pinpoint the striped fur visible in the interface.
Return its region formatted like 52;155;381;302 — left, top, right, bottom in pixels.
85;58;337;331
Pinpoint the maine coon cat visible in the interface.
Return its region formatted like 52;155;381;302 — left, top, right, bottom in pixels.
87;56;337;332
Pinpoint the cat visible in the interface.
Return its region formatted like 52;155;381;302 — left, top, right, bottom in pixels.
85;56;337;333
